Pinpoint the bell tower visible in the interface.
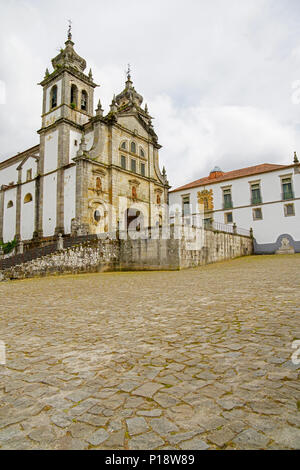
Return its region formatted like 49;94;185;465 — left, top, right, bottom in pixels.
39;25;97;129
36;26;98;238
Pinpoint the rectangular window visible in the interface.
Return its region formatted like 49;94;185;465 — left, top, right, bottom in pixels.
251;183;262;204
223;188;233;209
140;162;145;176
284;203;295;217
26;169;32;181
131;159;136;173
225;212;233;224
121;155;126;169
182;195;190;216
253;208;263;220
282;177;294;200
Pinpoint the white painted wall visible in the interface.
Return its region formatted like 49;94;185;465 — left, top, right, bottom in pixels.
3;187;16;242
169;166;300;246
69;130;83;162
0;163;19;186
64;166;76;234
21;181;35;240
43;173;57;236
44;130;58;173
20;157;38;183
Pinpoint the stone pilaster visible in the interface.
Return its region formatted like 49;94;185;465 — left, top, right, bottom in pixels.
33;175;40;238
0;186;4;243
37;135;45;238
55;123;70;235
75;157;89;233
15;169;22;241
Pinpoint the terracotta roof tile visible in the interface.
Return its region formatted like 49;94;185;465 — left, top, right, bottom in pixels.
170;163;288;193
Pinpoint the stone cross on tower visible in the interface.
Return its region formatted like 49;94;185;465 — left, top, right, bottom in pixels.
67;19;72;40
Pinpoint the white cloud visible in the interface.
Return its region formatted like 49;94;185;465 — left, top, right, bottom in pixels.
151;94;296;187
1;0;300;186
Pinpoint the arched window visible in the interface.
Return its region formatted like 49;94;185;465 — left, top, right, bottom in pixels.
24;193;33;204
131;142;136;154
70;84;78;108
50;85;57;109
7;201;13;208
156;194;161;205
121;141;127;150
140;147;145;158
81;90;88;111
94;210;101;222
96;177;102;191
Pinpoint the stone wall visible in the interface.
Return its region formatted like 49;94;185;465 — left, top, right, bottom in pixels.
0;226;253;281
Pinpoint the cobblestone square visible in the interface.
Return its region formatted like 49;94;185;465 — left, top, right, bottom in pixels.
0;255;299;450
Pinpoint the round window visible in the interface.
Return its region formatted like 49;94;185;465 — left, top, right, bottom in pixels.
94;210;101;222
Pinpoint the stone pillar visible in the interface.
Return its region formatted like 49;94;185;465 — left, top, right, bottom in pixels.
37;135;45;238
0;186;4;243
15;170;22;241
0;245;4;260
33;175;40;238
55;124;69;235
75;157;89;234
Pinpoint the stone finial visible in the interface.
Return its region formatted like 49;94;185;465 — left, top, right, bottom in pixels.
44;68;50;78
145;103;148;114
110;95;117;113
96;98;103;116
77;134;87;157
57;233;64;250
162;166;169;186
89;68;93;80
294;151;299;163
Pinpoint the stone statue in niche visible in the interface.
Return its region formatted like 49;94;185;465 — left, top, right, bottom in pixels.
156;194;161;205
132;186;137;200
96;177;102;191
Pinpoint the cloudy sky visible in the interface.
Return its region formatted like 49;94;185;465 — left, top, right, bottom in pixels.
1;0;300;187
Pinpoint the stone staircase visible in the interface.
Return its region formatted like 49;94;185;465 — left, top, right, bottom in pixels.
0;234;99;271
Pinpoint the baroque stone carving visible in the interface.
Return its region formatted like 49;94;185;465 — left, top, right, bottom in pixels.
275;237;295;254
197;189;214;211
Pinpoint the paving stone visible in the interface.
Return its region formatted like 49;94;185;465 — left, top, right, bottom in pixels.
50;413;73;428
0;425;24;443
179;437;209;450
207;428;236;447
149;417;179;436
28;426;56;444
128;432;165;450
132;382;164;398
232;429;270;449
126;417;149;436
1;256;300;450
87;429;110;446
137;409;162;417
270;426;300;450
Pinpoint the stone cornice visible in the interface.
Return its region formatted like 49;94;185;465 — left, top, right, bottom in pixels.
37;117;84;134
39;67;98;89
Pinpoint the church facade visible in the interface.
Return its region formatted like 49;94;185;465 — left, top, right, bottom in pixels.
0;30;169;245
